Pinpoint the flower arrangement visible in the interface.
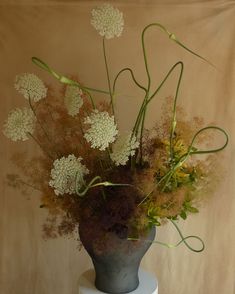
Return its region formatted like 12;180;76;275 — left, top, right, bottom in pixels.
4;3;228;253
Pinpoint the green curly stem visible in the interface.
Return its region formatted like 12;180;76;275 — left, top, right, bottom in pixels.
169;62;184;160
128;219;205;253
76;175;141;197
32;57;109;94
139;126;228;204
31;57;109;109
135;61;183;164
132;61;184;140
169;219;205;252
113;67;147;94
132;23;213;165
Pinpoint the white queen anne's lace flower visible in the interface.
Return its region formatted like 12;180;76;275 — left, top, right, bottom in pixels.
84;110;118;151
64;85;83;116
111;133;139;166
91;3;124;39
3;107;35;141
49;154;89;196
15;73;47;102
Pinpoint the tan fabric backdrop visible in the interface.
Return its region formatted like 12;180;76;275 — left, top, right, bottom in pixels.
0;1;235;293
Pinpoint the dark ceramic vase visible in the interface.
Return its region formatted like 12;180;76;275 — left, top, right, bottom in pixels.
79;224;156;294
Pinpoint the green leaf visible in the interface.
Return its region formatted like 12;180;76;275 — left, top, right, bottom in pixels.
180;210;187;220
187;206;199;213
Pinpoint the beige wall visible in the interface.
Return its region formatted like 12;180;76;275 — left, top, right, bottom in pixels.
0;1;234;294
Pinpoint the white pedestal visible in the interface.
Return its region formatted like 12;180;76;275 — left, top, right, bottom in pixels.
78;268;158;294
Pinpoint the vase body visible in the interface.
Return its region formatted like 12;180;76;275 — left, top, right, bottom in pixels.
79;224;156;294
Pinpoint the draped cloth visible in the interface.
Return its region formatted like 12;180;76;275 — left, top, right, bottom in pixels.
0;1;234;293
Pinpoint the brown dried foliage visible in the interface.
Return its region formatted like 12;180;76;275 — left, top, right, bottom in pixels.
7;90;222;247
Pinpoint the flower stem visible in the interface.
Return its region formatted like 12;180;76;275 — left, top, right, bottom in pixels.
113;67;147;94
102;37;115;117
128;220;205;253
31;57;109;94
169;62;184;161
28;94;60;157
27;132;54;160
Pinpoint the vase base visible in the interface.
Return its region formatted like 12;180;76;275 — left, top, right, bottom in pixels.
78;268;158;294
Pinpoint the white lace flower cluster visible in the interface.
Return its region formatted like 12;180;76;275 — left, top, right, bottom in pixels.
49;154;89;196
15;73;47;102
91;3;124;39
64;85;83;116
110;133;139;166
3;108;35;141
84;110;118;151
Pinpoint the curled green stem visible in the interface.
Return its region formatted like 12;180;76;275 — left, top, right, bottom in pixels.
141;23;214;67
128;220;205;253
169;61;184;160
76;176;143;197
132;22;213;161
162;126;228;192
132;61;184;139
32;57;99;109
139;126;228;203
169;219;205;252
113;67;147;94
32;57;109;95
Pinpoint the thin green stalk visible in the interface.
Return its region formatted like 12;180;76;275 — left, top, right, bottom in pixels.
102;37;115;116
78;116;85;136
31;57;109;95
181;126;229;156
31;57;98;109
138;169;172;206
106;147;113;168
139;60;183;165
135;23;153;162
76;175;144;197
28;95;60;157
82;88;96;109
131;23;159;145
77;116;90;156
140;23;213;67
141;25;154;89
19;179;43;192
27;132;54;160
148;61;184;104
112;67;147;94
169;219;205;252
132;60;190;142
98;158;105;174
132;20;213;153
28;96;51;143
77;177;134;197
169;62;184;161
112;67;147;166
132;92;148;138
45;102;71;149
135;24;177;146
127;220;205;253
139;106;147;165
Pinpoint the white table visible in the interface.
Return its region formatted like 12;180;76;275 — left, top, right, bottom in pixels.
78;268;158;294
